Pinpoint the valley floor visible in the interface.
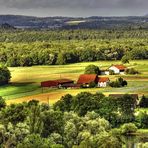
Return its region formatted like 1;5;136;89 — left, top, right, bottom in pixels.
0;60;147;104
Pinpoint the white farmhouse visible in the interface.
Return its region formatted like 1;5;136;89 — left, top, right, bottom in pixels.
98;77;110;87
109;65;127;74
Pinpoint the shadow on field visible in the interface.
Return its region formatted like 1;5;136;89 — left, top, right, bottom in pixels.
9;82;36;86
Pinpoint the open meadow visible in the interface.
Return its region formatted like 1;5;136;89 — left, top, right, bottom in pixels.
0;60;148;105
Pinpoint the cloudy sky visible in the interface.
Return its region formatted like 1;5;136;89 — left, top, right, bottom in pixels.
0;0;147;17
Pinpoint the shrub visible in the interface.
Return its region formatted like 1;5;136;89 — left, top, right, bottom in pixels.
89;81;96;88
109;77;127;87
109;70;115;75
0;96;6;110
0;66;11;85
139;95;148;108
136;111;148;128
121;56;129;64
120;123;137;135
125;68;139;75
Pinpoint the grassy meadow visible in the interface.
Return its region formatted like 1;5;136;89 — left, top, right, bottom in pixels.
0;60;148;105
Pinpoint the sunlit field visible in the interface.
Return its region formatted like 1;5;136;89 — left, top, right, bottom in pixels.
0;60;147;104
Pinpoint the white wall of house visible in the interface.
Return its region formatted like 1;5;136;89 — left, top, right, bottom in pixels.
109;66;120;74
101;71;109;75
98;82;107;87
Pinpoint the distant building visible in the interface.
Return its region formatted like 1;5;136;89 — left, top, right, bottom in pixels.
77;74;98;87
100;70;109;75
41;79;74;88
109;65;127;74
98;77;110;87
77;74;109;88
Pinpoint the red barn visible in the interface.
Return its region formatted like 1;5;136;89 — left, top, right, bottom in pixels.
77;74;98;85
41;79;74;88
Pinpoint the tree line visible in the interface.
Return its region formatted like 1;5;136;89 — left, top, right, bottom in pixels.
0;38;147;66
0;92;147;147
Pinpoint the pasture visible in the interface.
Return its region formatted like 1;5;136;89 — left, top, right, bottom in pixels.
0;60;147;104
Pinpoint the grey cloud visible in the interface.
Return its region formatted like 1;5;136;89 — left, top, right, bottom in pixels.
1;0;147;9
0;0;147;16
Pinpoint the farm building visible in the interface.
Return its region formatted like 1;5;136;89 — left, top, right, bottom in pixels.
109;65;127;74
77;74;98;87
98;77;110;87
41;79;74;88
77;74;109;88
100;70;109;75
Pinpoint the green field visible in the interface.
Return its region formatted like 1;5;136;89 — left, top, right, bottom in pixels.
0;60;148;104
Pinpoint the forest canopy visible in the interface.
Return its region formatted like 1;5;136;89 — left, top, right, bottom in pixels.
0;29;148;66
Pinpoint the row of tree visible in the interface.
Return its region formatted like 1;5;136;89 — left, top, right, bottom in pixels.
0;39;147;66
0;93;147;148
1;29;148;42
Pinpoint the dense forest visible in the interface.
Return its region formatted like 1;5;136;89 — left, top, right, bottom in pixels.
0;15;148;29
0;29;148;66
0;93;148;147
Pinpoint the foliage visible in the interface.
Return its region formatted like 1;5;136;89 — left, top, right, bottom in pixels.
0;103;29;125
0;29;148;67
54;92;137;126
125;68;139;74
109;77;127;87
136;111;148;129
27;105;43;134
41;110;64;137
84;65;100;75
53;94;73;112
17;134;51;148
0;66;11;85
109;70;115;75
0;95;146;147
120;123;138;135
89;81;97;88
121;56;129;64
139;95;148;108
0;96;6;110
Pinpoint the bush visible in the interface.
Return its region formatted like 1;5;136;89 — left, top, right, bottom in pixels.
84;65;100;75
139;95;148;108
121;56;129;64
109;70;115;75
109;77;127;87
136;112;148;128
0;97;6;110
89;81;96;88
120;123;137;135
125;68;139;75
0;66;11;85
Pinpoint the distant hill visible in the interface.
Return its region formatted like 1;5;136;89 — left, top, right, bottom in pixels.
0;15;148;29
0;23;15;29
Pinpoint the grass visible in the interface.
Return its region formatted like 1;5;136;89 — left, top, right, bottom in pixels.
0;60;147;104
66;20;87;25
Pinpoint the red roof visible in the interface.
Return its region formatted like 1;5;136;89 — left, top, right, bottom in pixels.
98;77;110;83
41;79;74;87
77;74;97;84
113;65;127;70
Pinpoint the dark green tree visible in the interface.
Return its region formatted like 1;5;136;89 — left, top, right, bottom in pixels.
84;65;100;75
0;66;11;85
139;95;148;108
0;96;6;110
